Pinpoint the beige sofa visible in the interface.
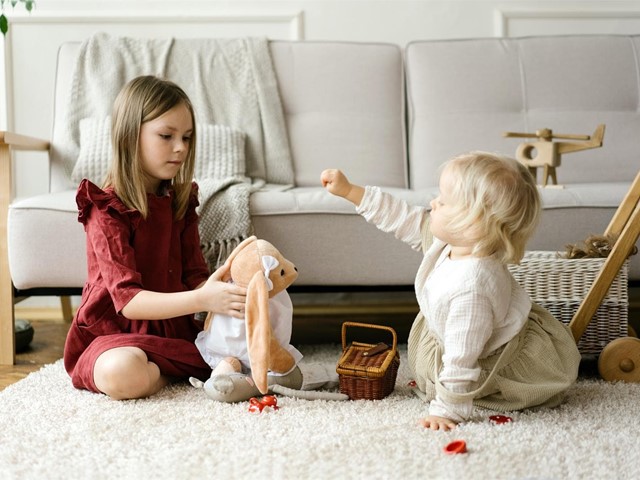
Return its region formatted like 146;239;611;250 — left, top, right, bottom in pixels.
2;34;638;364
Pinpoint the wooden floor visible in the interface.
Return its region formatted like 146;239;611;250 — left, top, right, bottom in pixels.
0;320;70;391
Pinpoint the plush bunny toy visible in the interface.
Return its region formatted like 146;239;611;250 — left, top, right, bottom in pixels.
190;236;347;402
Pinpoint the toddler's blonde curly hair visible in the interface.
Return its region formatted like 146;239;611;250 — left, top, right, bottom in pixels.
441;151;541;264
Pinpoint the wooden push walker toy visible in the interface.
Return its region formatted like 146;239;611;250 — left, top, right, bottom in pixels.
569;170;640;382
503;124;605;187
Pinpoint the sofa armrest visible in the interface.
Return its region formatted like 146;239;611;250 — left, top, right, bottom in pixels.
0;130;51;201
0;131;51;365
0;131;50;151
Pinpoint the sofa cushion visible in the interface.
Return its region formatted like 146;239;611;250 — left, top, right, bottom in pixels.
269;41;407;188
406;36;640;188
72;117;112;185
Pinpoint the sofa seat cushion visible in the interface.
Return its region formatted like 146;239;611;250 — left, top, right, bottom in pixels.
249;183;627;216
8;190;86;290
538;182;630;209
250;186;434;286
8;182;637;291
250;183;638;284
249;186;437;215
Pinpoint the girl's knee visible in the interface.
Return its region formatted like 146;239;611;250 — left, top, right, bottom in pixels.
94;347;163;400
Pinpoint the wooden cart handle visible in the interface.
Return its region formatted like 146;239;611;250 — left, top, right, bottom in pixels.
341;321;398;352
569;170;640;342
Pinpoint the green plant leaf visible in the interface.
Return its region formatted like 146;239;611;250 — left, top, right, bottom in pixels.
25;0;33;12
0;14;8;36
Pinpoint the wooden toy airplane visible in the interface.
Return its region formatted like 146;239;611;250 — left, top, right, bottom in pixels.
503;124;605;187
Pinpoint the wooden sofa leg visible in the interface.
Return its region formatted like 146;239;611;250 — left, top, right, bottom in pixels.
60;296;74;323
0;142;16;365
0;279;15;366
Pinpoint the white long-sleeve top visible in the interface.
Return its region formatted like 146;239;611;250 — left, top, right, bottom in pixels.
357;186;531;421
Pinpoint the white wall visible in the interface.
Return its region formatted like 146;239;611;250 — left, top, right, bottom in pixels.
4;0;640;307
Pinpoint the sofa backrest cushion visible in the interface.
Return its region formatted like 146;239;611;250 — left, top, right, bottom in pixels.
51;40;407;192
406;35;640;188
270;41;407;188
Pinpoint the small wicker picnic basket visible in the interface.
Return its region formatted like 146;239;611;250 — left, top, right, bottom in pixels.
336;322;400;400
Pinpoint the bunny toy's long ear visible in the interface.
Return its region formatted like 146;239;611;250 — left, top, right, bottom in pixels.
245;270;272;394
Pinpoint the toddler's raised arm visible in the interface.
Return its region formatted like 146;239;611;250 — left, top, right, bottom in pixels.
321;169;365;206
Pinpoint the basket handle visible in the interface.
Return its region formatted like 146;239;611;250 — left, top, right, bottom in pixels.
341;321;398;352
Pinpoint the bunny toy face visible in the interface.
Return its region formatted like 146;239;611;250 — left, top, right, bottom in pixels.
229;238;298;297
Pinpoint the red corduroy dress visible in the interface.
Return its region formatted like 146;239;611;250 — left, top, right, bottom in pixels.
64;180;212;392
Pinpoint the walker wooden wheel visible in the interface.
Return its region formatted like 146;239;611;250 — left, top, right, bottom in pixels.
598;337;640;382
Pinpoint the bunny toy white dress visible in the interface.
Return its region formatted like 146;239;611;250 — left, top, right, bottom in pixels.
195;288;303;376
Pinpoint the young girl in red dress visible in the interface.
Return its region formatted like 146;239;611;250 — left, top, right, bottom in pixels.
64;75;247;400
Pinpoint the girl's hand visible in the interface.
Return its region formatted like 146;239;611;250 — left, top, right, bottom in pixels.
199;263;247;318
420;415;458;431
212;260;233;283
321;169;352;198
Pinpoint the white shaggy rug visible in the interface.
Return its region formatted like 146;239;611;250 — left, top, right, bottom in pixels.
1;344;640;480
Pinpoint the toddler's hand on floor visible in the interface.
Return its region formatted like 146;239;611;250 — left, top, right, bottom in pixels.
420;415;458;431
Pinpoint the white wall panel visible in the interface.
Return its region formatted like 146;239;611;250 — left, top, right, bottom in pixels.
496;8;640;37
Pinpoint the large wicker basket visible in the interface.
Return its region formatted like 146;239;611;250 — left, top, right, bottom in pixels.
336;322;400;400
507;251;629;354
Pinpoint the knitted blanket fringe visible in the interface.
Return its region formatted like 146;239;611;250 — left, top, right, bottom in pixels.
201;237;247;272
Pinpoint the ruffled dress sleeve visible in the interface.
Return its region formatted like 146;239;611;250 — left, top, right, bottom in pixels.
76;179;145;313
76;179;142;228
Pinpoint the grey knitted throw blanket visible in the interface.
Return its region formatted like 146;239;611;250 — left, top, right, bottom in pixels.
55;32;294;270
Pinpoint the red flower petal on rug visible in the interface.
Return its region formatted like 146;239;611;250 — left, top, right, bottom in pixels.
443;440;467;455
489;415;513;425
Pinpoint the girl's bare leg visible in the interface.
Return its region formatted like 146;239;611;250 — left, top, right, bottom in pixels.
94;346;170;400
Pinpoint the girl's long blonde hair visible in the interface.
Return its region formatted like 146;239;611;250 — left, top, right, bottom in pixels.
103;75;197;220
442;151;541;264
